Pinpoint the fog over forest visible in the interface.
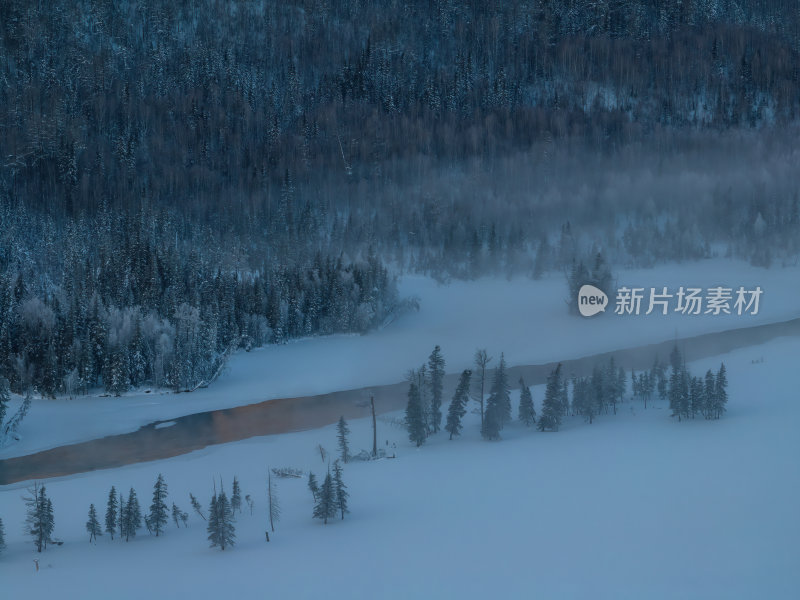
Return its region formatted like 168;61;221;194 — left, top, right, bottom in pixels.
1;0;798;398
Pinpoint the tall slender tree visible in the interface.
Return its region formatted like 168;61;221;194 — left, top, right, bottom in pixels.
267;470;280;534
518;377;536;426
147;474;169;537
473;349;492;430
308;472;320;502
313;469;337;524
231;476;242;514
336;416;351;463
24;483;54;553
105;486;118;539
539;364;563;431
446;369;471;439
332;461;349;520
427;345;445;433
86;504;102;543
0;516;5;554
405;378;427;447
207;483;235;550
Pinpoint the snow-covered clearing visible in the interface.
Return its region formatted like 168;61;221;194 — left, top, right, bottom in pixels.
0;336;798;599
2;258;798;459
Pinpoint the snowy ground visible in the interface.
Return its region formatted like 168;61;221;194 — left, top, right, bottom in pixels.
2;258;799;459
0;336;798;599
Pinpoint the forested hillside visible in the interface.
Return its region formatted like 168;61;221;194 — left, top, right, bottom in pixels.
1;0;799;397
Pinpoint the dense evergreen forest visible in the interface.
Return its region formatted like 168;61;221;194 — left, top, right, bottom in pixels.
1;0;799;397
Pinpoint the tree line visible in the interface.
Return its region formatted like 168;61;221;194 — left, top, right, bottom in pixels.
406;344;729;443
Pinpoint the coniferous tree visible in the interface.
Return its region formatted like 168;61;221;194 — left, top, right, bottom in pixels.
123;488;142;542
446;369;471;439
332;461;349;520
0;516;5;554
703;369;716;419
518;377;536;427
231;476;242;514
86;504;102;543
473;349;492;430
313;469;337;524
105;486;118;539
267;471;280;534
539;364;563;431
118;491;126;539
24;483;54;552
189;493;206;521
427;345;445;433
0;376;9;436
147;474;168;537
481;388;503;440
405;378;427;447
336;416;350;463
207;485;236;550
492;353;512;425
172;503;188;528
308;472;320;502
714;363;728;419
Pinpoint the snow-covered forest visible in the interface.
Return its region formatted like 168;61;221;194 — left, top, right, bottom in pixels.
2;0;799;398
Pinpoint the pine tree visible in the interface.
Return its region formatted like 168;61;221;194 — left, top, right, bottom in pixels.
267;470;280;533
0;516;5;554
481;387;503;440
313;470;337;524
405;378;427;447
189;493;206;521
427;345;445;433
148;474;168;536
172;503;188;528
473;349;492;430
24;483;54;552
518;377;536;426
714;363;728;419
492;353;512;425
118;491;126;539
105;486;118;539
336;416;350;463
332;461;349;520
703;369;716;419
231;476;242;514
207;484;236;550
123;488;142;542
539;364;563;431
445;369;471;439
86;504;102;543
0;376;9;436
308;472;320;502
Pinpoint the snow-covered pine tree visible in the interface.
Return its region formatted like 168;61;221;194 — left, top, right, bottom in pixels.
267;470;280;533
703;369;716;419
427;345;445;433
539;364;563;431
313;469;337;524
481;385;503;440
172;503;188;528
492;353;512;425
0;516;5;554
207;484;236;550
690;375;704;418
560;375;570;417
231;476;242;514
105;486;118;539
86;504;102;543
308;472;319;501
332;461;349;520
473;349;492;430
24;482;53;552
123;488;142;541
118;491;126;539
405;378;427;447
336;416;350;463
714;363;728;419
148;474;168;536
518;376;536;426
445;369;471;439
189;492;206;520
